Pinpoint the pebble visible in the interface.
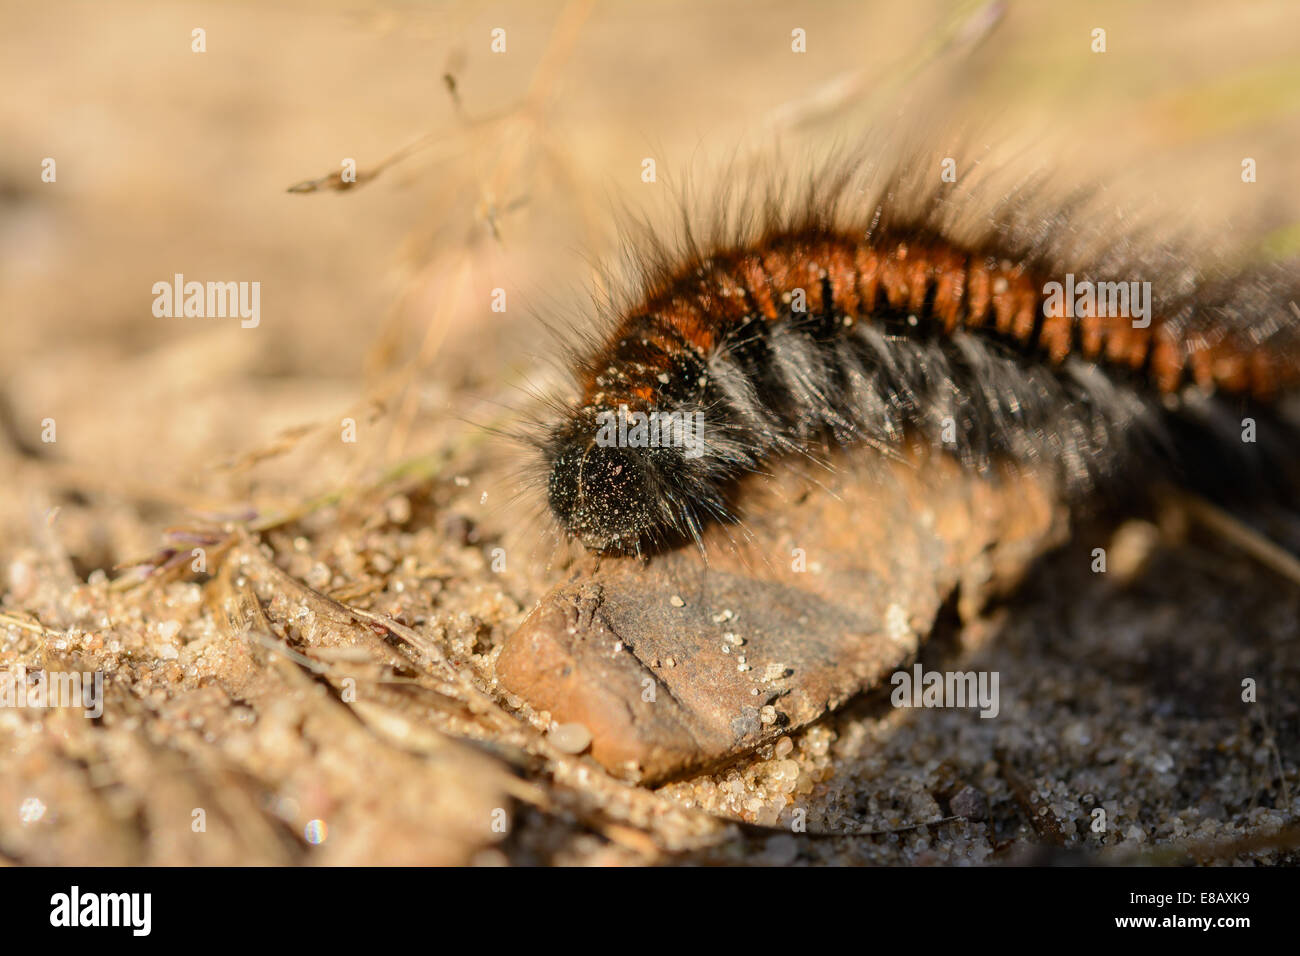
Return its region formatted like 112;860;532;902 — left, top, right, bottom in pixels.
950;785;989;821
884;603;912;644
385;495;412;525
549;722;593;754
19;797;46;825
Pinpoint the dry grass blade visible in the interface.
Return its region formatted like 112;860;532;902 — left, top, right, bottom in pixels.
1178;491;1300;585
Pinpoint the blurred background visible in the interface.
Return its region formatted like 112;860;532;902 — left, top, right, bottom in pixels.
3;0;1299;574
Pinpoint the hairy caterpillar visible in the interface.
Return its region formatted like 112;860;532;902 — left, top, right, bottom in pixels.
533;153;1300;556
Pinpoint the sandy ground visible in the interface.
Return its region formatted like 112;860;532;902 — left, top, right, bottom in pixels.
1;0;1298;864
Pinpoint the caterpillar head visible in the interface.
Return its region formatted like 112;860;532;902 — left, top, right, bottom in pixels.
544;404;720;554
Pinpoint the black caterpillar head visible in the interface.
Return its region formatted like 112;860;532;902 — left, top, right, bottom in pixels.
544;404;731;554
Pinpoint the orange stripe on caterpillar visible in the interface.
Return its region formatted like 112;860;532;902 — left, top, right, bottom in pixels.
580;228;1296;411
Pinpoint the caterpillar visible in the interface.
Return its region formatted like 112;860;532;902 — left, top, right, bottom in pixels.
533;154;1300;556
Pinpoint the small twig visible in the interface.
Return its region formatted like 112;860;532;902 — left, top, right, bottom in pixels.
1255;703;1294;809
998;751;1067;845
1177;491;1300;586
734;814;965;841
1134;823;1300;865
0;611;64;639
